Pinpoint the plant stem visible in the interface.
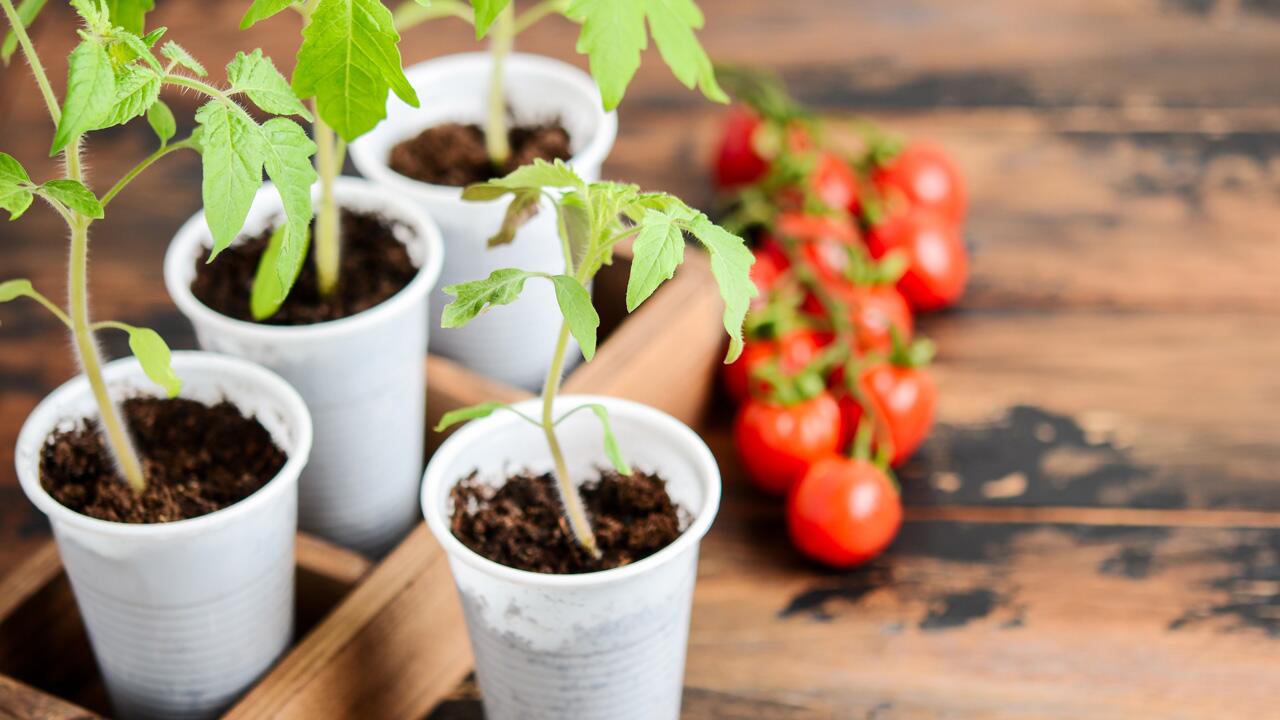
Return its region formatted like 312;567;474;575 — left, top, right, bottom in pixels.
313;115;342;296
484;2;515;168
0;0;59;124
513;0;566;35
100;139;195;208
2;0;147;492
393;0;471;30
540;319;601;557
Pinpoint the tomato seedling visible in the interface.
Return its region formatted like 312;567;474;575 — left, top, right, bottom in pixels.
434;159;755;557
0;0;313;493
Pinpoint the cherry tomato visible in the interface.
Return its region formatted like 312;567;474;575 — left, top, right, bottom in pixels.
723;329;825;402
866;210;968;312
811;152;860;214
836;283;914;354
734;393;842;496
873;142;966;224
774;213;859;286
714;108;769;189
787;456;902;567
839;363;937;466
749;243;789;307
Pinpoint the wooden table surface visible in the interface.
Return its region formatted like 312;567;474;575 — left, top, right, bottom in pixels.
3;1;1279;718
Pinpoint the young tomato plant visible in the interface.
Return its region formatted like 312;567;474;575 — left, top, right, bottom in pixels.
434;159;755;557
0;0;313;493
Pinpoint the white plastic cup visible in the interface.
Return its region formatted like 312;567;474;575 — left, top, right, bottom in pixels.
164;177;444;557
350;53;618;390
15;352;313;720
422;395;721;720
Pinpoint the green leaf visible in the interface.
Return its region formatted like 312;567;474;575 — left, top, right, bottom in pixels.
124;325;182;397
626;208;686;312
549;274;599;361
104;0;154;35
434;401;510;432
472;158;584;195
565;0;724;111
141;26;165;47
250;223;305;320
70;0;109;29
487;189;540;247
241;0;297;29
146;98;175;144
644;0;725;103
441;268;538;328
470;0;510;38
161;40;206;77
2;0;49;66
98;63;161;129
0;279;34;302
584;403;631;475
258;117;318;294
227;49;313;120
557;195;591;271
293;0;419;142
195;100;266;258
51;40;116;155
0;153;34;220
688;214;755;362
39;179;104;219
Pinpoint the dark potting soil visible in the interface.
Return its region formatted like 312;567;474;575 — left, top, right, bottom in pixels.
40;397;287;524
388;121;572;187
450;471;685;574
190;209;418;325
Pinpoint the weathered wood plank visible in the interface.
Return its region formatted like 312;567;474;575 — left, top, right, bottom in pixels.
0;676;99;720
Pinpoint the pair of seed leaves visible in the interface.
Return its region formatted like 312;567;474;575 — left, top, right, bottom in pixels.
433;160;756;472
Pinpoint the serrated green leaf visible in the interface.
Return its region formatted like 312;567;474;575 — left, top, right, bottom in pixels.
51;40;116;155
241;0;297;29
434;401;510;432
585;403;631;475
195;100;266;257
566;0;645;111
39;179;104;219
626;208;686;312
70;0;109;29
557;195;591;271
141;26;165;47
104;0;154;35
97;63;160;129
124;325;182;396
2;0;49;66
146;98;175;143
0;279;34;302
487;189;540;247
470;0;510;38
688;214;755;362
441;268;538;328
645;0;725;103
227;49;313;120
293;0;419;142
250;223;305;320
468;158;584;196
161;40;206;77
0;153;34;220
259;117;318;296
549;274;599;361
110;28;155;66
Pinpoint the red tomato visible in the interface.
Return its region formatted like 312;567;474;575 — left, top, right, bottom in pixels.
811;152;860;214
714;108;769;188
723;329;824;402
734;393;842;496
839;363;937;466
749;243;789;307
836;283;914;354
873;142;966;224
775;213;859;286
787;456;902;567
866;210;968;312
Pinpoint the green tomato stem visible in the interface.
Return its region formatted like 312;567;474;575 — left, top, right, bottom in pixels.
484;3;515;169
513;0;566;35
313;115;342;297
0;0;60;124
100;139;196;209
541;319;601;558
392;0;472;30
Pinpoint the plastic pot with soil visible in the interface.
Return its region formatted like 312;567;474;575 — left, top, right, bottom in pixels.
165;178;444;557
15;352;313;720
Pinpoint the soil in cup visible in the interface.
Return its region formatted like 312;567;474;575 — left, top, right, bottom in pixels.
389;121;571;187
40;397;287;523
449;471;685;574
191;210;418;325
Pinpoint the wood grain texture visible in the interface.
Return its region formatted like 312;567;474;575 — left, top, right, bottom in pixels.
1;0;1278;717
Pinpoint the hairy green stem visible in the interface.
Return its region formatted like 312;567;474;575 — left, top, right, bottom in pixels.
0;0;59;123
485;3;515;168
540;320;600;557
313;116;342;296
100;139;195;208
